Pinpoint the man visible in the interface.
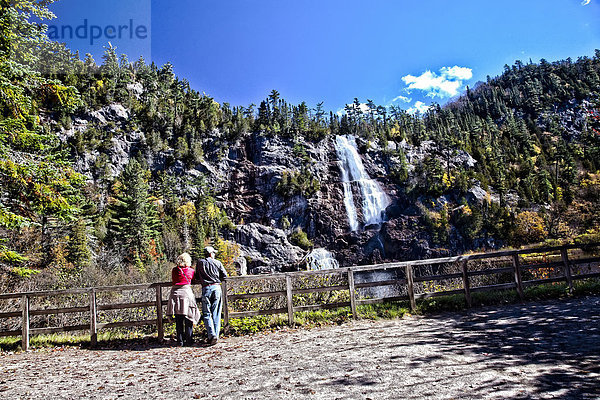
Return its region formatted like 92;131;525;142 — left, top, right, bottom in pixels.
195;246;228;345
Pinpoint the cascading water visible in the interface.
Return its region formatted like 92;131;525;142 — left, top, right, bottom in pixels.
335;135;390;231
337;157;359;232
306;248;339;270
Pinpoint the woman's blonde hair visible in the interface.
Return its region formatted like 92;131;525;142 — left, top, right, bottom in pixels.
176;252;192;267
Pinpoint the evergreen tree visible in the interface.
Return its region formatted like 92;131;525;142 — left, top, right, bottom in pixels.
67;217;92;271
107;159;162;267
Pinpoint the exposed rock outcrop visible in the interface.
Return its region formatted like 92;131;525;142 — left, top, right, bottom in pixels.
235;223;306;273
89;104;130;124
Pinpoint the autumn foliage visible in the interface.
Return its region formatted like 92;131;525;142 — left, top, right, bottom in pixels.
515;211;548;244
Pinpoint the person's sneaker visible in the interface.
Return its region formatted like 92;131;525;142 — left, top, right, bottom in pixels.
209;336;218;345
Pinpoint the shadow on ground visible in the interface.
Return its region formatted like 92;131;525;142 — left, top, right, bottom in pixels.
390;295;600;398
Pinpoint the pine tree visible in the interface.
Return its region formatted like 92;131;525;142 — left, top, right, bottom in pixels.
67;217;92;271
107;159;162;266
256;100;270;131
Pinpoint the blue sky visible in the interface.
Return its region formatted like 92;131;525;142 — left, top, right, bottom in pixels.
48;0;600;114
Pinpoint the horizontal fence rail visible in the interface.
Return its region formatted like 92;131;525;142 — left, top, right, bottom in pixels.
1;243;599;350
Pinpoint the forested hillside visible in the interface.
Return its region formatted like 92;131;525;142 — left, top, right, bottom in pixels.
1;0;599;292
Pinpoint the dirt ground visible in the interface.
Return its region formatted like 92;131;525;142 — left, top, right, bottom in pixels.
1;295;599;399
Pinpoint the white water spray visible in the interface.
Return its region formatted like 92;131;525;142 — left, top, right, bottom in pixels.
334;135;390;231
306;248;339;270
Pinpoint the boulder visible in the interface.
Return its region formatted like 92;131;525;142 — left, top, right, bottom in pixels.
89;103;129;124
233;256;247;276
126;83;144;98
235;223;306;272
466;185;489;204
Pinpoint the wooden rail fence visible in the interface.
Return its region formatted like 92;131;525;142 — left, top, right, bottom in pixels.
1;242;598;351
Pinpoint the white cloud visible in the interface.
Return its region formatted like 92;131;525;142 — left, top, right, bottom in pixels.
407;101;431;115
401;65;472;99
391;95;412;103
440;66;473;81
356;103;370;114
336;102;372;116
581;0;591;6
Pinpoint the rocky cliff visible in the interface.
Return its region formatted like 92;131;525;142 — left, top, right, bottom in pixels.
59;104;485;272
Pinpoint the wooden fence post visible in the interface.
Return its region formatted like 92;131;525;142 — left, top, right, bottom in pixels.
347;269;357;319
561;248;574;294
89;289;97;347
512;254;524;301
461;259;472;308
405;265;416;311
21;295;29;351
155;285;163;342
286;275;294;326
222;280;230;333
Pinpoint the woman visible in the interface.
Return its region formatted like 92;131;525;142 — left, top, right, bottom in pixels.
167;253;201;346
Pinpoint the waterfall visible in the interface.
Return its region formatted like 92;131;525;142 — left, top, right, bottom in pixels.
337;161;359;232
306;248;339;270
334;135;390;231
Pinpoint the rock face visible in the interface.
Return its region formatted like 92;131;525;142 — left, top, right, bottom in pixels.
67;103;491;272
232;255;247;276
196;132;357;269
89;104;130;124
234;223;306;273
381;217;432;261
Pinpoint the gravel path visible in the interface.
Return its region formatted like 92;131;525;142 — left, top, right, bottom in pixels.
1;296;599;399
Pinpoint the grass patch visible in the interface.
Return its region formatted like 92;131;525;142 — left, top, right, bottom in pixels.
523;279;600;301
358;301;411;319
573;278;600;295
0;329;152;352
415;294;467;313
472;289;521;307
227;315;288;336
414;279;600;315
524;283;570;300
294;307;354;327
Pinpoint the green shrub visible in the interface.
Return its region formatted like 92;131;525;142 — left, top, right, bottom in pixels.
289;228;313;250
10;266;40;279
276;169;321;198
